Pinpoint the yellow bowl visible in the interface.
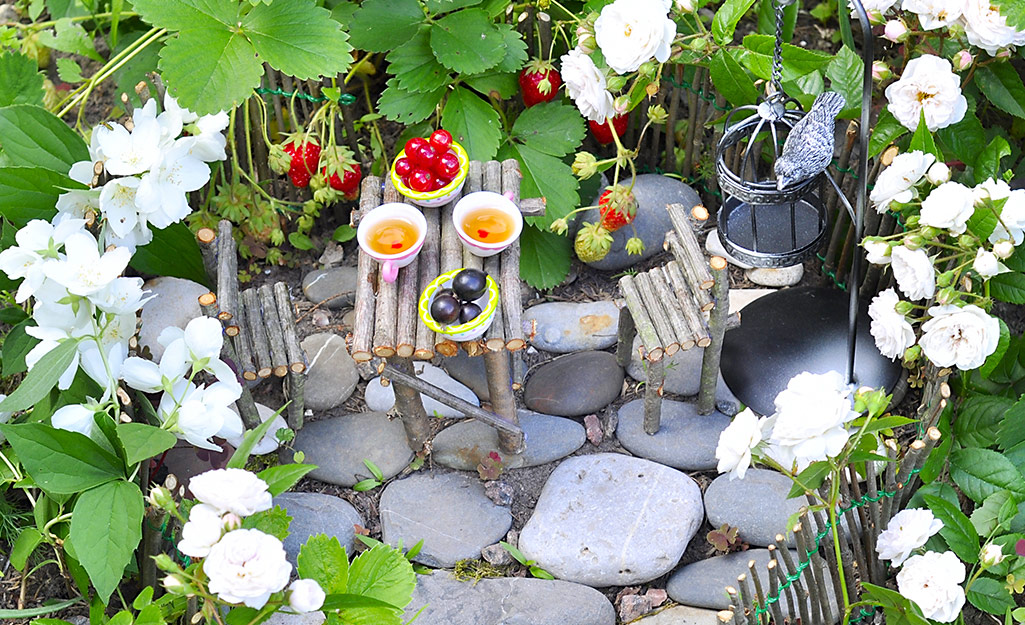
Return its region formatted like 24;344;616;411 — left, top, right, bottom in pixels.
391;141;469;208
419;269;499;341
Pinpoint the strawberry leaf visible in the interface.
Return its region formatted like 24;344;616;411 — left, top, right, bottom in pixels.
511;101;586;158
347;0;423;53
442;86;502;161
0;52;45;107
388;28;449;94
242;0;351;81
517;224;571;290
499;142;578;228
429;9;504;75
379;79;446;125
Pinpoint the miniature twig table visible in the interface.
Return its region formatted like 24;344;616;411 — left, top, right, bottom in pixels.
349;159;545;455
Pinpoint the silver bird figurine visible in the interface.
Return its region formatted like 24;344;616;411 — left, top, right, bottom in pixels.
773;91;846;190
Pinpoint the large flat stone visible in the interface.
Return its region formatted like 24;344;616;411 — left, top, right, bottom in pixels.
292;413;412;487
704;469;803;548
403;572;615;625
626;337;703;396
636;605;721;625
519;453;703;586
380;472;512;568
615;399;730;471
432;410;586;471
524;301;620;353
302;266;358;308
274;492;361;564
301;333;359;411
523;351;624;417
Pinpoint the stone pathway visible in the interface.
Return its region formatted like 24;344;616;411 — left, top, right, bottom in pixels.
704;468;803;548
292;412;412;487
523;351;624;417
301;266;358;308
366;362;479;418
615;400;729;471
274;492;361;564
523;300;620;353
300;333;358;411
432;410;585;471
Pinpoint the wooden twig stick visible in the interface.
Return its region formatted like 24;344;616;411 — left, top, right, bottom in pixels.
230;293;258;382
735;573;759;625
747;560;769;625
415;207;441;360
395;255;419;359
647;268;695;351
436;184;463;357
765;558;787;625
634;272;679;356
616;307;636;368
664;262;711;345
273;282;306;374
242;288;273;379
619;275;663;362
666;205;715;288
216;221;239;335
258;285;289;377
386;358;432;452
196;227;217;285
462;161;484;272
484;254;506;352
644;357;664;435
698;256;729;415
776;533;813;625
501;158;526;352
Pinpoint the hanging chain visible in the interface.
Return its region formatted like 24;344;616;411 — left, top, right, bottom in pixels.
770;0;786;97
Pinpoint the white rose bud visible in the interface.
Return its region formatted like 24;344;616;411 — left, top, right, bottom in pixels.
287;579;326;613
222;513;243;531
163;575;186;594
993;240;1015;259
926;162;950;185
952;50;973;72
674;0;695;12
884;19;909;42
981;543;1005;567
973;249;1001;278
872;61;893;81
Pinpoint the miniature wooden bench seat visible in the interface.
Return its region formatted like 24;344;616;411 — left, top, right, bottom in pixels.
349;159;544;455
616;203;731;433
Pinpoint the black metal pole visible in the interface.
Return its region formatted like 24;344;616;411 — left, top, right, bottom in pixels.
847;0;873;385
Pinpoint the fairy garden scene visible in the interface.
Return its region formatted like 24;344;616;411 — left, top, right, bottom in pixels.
2;0;1025;623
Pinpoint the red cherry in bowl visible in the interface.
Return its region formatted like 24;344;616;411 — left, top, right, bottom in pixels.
408;168;434;192
394;157;413;177
429;129;452;152
410;143;437;168
433;151;461;179
404;137;427;157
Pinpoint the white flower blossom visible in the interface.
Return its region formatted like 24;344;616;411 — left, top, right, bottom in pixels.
42;232;131;297
188;468;273;517
204;529;291;609
98;113;162;176
766;371;858;471
902;0;964;29
594;0;675;74
919;181;975;234
287;579;326;613
864;240;892;265
962;0;1025;55
925;161;951;184
973;249;1006;278
876;508;944;566
715;408;771;480
885;55;967;132
896;551;965;622
870;151;935;212
51;403;100;438
919;304;1000;370
136;143;210;229
178;503;227;558
158;380;243;451
980;542;1005;567
560;49;614;123
849;0;899;19
891;246;936;301
869;288;916;360
0;218;86;302
979;178;1025;245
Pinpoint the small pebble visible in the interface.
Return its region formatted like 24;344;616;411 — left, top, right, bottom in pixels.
312;310;331;327
618;595;652;623
484;480;514;507
482;543;514;566
318;242;345;266
645;588;668;608
584;414;603;446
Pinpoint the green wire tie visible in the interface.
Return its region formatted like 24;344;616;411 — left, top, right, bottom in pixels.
254;86;356;105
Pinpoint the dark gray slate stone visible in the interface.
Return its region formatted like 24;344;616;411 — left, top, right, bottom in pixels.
441;350;493;402
380;472;512;568
365;362;479;418
139;277;208;361
403;572;616;625
523;301;620;353
518;453;703;586
626;336;703;396
300;333;359;411
274;492;361;564
704;469;803;548
523;351;623;417
302;266;358;308
292;412;412;487
577;175;702;271
432;410;586;471
615;399;730;471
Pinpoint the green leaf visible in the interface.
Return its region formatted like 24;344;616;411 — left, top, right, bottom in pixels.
129;222;209;285
157;26;263;116
11;527;43;571
861;415;918;434
968;577;1016;615
998;397;1025;450
441;86;502;162
0;423;124;493
0;598;82;619
131;0;236;31
709;49;758;107
991;272;1025;305
0;338;79;413
378;79;445;125
500;143;578;229
346;543;416;610
115;423;177;467
0;52;45;107
517;224;571;290
347;0;422;53
862;583;931;625
3;319;38;376
257;463;317;496
0;105;89;172
712;0;757;45
997;0;1025;29
69;481;143;603
824;45;863;113
909;111;941;160
787;461;832;498
868;107;907;158
37;18;102;62
922;494;979;563
937;112;986;171
332;224;356;243
757;0;798;43
464;71;518;100
951;448;1025;503
241;0;352;81
56;58;84;84
388;28;449;94
365;459;384;481
429;9;504;75
298;534;349;594
425;0;482;12
511;101;586;158
740;35;834;81
289;232;314;250
493;24;529;74
242;506;291;541
0;166;86;227
970;491;1016;536
227;411;285;469
981;318;1011;379
956;395;1014;448
133;586;154;610
976;136;1012;183
976;63;1025;119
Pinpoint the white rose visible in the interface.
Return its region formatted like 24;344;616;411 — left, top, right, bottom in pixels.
869;288;916;360
876;508;944;566
919;181;976;234
849;0;898;20
985;183;1025;245
864;239;892;264
901;0;964;29
674;0;695;12
188;468;273;517
287;579;326;613
178;503;226;558
980;542;1005;567
891;246;936;300
963;0;1025;55
204;529;292;609
870;151;935;212
594;0;675;74
973;249;1005;278
885;55;968;132
920;304;1000;370
993;239;1015;259
926;161;951;184
766;371;857;471
560;49;614;123
715;408;771;481
896;551;966;622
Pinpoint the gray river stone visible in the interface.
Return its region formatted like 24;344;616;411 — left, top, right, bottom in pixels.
301;333;359;411
523;300;620;353
615;399;730;471
745;264;805;288
518;453;703;586
704;468;804;548
523;351;624;417
626;336;704;396
403;572;616;625
301;266;358;308
432;410;586;471
636;606;722;625
292;412;412;487
380;472;512;568
139;277;208;361
365;362;479;418
274;492;361;564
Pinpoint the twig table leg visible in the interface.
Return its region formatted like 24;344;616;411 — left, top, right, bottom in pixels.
484;349;524;454
389;357;432;452
644;357;665;435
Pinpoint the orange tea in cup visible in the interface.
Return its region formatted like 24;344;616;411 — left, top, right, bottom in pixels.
461;207;516;243
367;218;419;255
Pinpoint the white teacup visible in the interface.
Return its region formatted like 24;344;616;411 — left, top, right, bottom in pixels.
357;203;427;283
452;191;523;258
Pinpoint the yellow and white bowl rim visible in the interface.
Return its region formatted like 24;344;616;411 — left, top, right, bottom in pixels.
419;269;499;336
391;141;469;201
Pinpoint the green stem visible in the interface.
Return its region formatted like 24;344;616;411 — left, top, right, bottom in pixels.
7;10;138;29
829;476;852;611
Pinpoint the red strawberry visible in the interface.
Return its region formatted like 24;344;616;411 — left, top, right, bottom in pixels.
321;147;362;201
282;136;321;188
598;185;637;232
588;113;628;145
519;59;562;107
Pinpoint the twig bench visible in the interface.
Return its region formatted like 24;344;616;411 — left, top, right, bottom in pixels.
196;221;308;431
348;159;544;455
616;203;732;433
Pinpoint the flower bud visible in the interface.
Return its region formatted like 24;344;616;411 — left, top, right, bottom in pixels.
920;226;940;240
981;543;1005;567
903;344;921;364
612;95;630;115
572;152;598;179
925;162;950;185
935;270;954;288
638;61;658;79
162;575;186;594
153;554;177;571
952;50;973;72
883;20;908;42
894;300;914;315
268;144;291;175
147;486;174;510
674;0;695;12
575;14;597;54
866;9;885;25
994;239;1015;259
871;61;892;81
903;233;924;250
222;512;243;531
958;234;976;249
288;579;326;613
996;49;1012;60
974;249;1002;278
936;286;957;305
904;215;920;228
606;75;628;92
625;237;645;255
690;37;709;51
550;218;569;235
647;104;668;125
